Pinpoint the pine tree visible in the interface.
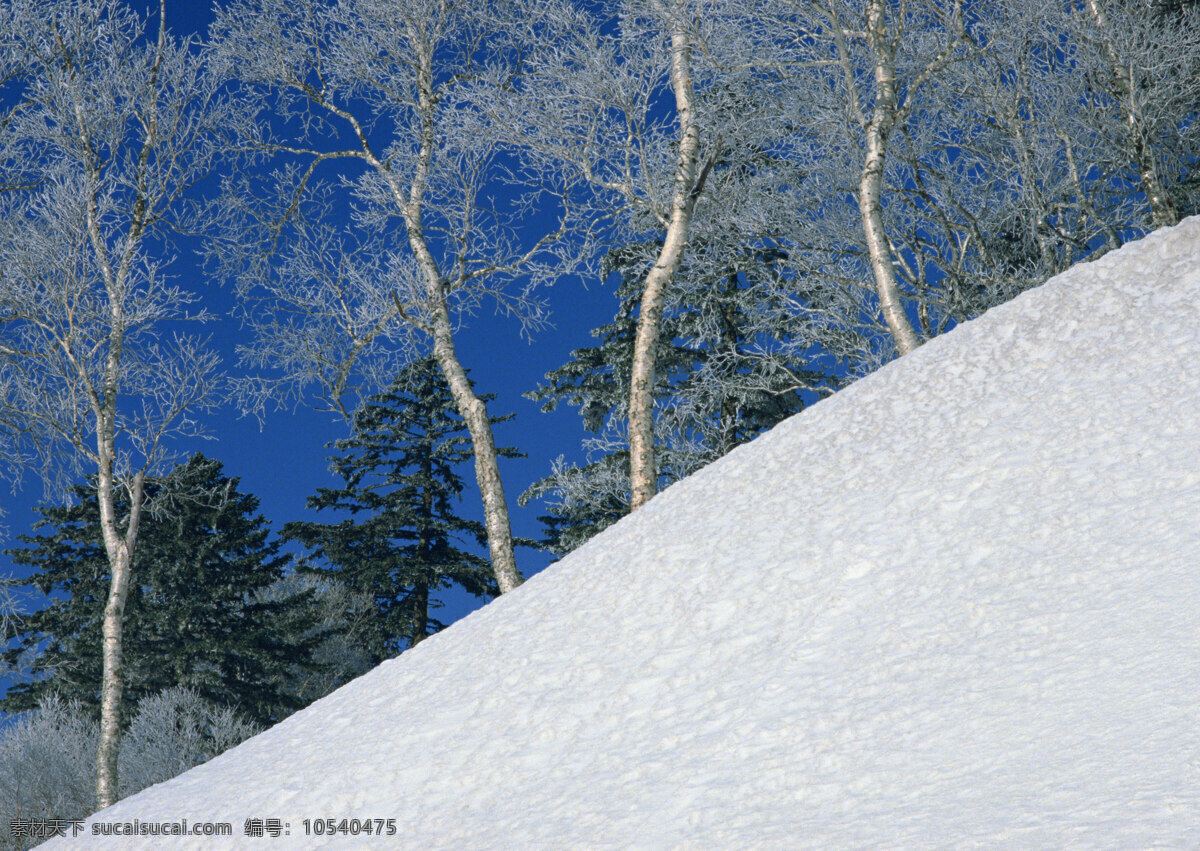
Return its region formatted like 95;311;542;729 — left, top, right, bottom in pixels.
283;357;505;663
523;242;837;554
1;455;321;728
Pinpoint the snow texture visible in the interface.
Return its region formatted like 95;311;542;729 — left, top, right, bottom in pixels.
44;219;1200;848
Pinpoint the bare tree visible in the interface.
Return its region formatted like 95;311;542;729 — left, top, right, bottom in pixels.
0;0;227;808
1070;0;1200;228
830;0;1080;335
893;0;1200;316
770;0;979;356
476;0;802;509
939;1;1130;284
210;0;591;592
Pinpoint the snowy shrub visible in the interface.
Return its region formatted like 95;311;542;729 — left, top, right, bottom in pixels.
117;687;259;794
0;688;258;850
0;695;96;835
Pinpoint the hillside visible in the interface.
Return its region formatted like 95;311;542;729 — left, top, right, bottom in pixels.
44;218;1200;848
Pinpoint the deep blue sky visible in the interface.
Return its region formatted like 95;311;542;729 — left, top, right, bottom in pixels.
1;0;620;679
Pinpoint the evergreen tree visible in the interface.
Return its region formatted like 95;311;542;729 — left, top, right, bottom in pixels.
253;572;379;708
1;455;321;727
283;357;505;663
523;242;837;554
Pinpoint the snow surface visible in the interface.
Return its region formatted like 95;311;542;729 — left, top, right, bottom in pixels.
44;219;1200;848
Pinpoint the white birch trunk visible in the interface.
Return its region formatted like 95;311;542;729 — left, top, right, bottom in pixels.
4;0;221;808
430;306;522;593
392;34;522;591
629;5;706;511
95;466;144;810
859;0;921;357
82;9;163;803
285;20;524;592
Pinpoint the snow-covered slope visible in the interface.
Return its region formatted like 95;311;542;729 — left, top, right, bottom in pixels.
48;220;1200;848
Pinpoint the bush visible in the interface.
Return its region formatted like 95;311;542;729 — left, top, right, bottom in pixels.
0;695;95;834
0;688;258;850
117;688;259;794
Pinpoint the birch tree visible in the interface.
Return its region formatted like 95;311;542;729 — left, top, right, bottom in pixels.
478;0;800;509
905;0;1200;309
1080;0;1178;228
829;1;1076;333
774;0;978;356
522;239;844;553
942;1;1130;285
211;0;590;593
0;0;227;808
1069;0;1200;228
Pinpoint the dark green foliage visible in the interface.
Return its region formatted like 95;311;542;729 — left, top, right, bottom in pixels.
1;455;321;728
523;242;836;553
284;357;503;663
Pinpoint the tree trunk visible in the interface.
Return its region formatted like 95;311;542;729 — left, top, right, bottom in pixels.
95;467;144;810
414;439;433;642
412;578;429;646
430;303;522;593
860;0;921;357
1084;0;1179;229
629;5;706;511
387;35;521;592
